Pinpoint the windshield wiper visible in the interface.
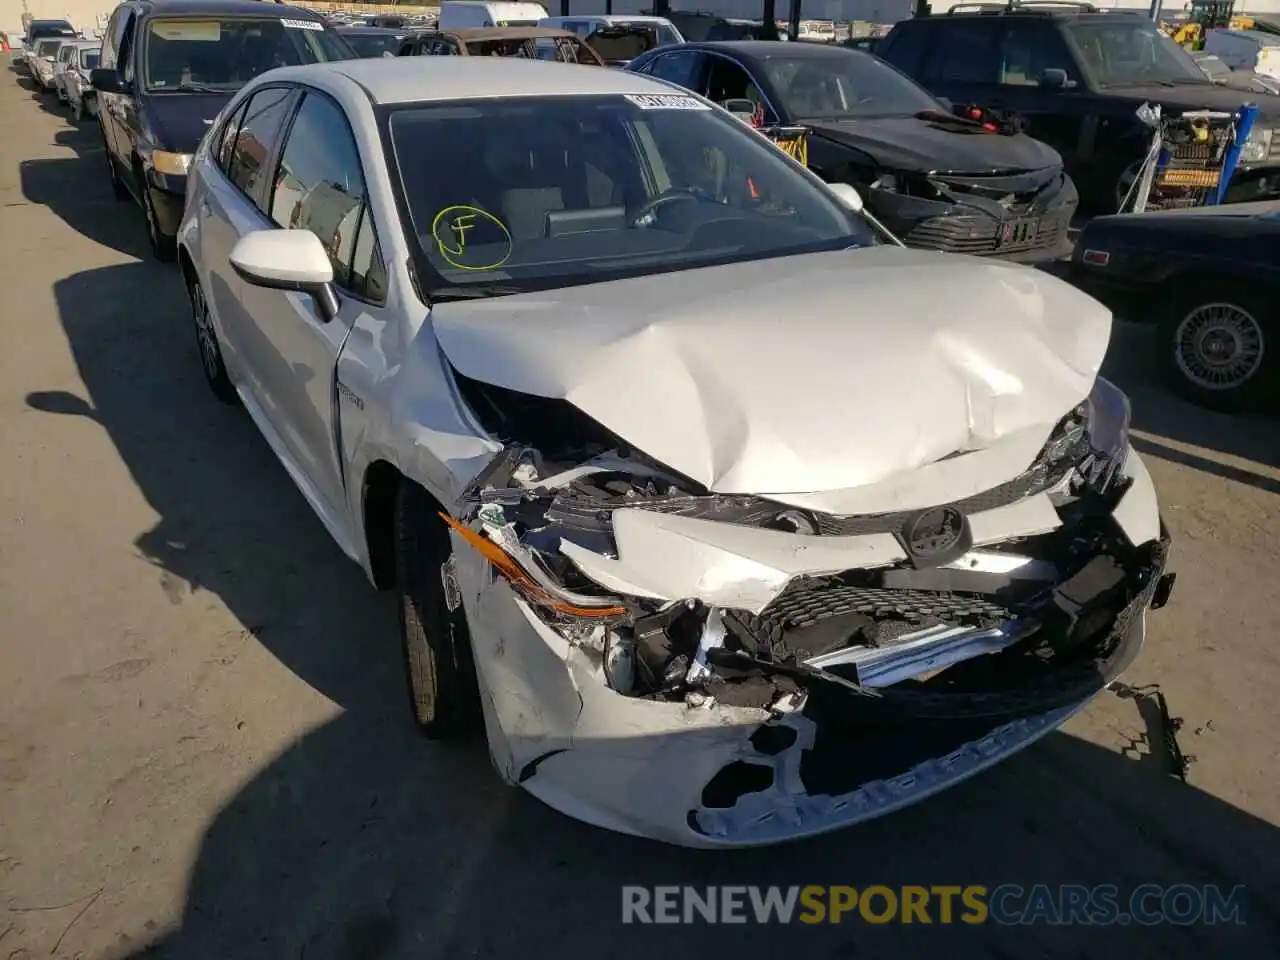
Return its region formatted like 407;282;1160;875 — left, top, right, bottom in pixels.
157;82;236;93
429;284;524;302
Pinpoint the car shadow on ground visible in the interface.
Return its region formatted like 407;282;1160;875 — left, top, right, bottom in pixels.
23;256;1280;959
18;129;150;260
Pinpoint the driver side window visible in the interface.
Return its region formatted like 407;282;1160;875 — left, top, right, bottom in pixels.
999;23;1077;86
704;57;771;122
647;49;701;88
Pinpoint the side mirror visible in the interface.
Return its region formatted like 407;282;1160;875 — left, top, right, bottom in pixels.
229;230;340;323
720;97;757;121
1040;68;1074;91
828;182;864;214
90;67;125;92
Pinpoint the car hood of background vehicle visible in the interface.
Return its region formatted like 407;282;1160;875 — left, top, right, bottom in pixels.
432;247;1112;496
1099;80;1280;120
145;93;235;154
806;116;1061;175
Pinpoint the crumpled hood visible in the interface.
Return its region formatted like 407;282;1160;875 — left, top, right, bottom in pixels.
808;116;1061;175
432;247;1112;496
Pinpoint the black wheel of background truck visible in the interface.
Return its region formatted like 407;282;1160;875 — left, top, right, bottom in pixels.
395;482;482;739
104;144;130;201
141;178;177;262
188;273;236;404
1158;284;1276;412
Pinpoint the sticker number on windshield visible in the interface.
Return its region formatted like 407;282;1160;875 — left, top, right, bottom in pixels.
624;94;710;111
281;18;324;31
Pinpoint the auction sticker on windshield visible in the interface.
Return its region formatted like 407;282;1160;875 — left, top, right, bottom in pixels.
624;94;710;111
281;18;324;31
151;20;221;41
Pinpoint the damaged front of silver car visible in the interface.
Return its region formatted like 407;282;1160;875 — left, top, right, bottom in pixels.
428;249;1175;848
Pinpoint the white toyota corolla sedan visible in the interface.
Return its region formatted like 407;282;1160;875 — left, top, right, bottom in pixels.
177;56;1175;848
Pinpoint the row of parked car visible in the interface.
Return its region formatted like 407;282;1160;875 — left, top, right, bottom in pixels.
10;3;1183;848
8;0;1275;411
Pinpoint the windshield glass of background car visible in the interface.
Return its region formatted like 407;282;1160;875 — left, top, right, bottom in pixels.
1194;54;1230;79
81;49;101;69
587;28;653;62
345;33;402;56
143;18;350;92
37;40;62;56
388;94;873;296
763;53;940;118
1067;21;1207;85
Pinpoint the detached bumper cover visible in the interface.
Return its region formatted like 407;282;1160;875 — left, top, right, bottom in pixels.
868;169;1079;263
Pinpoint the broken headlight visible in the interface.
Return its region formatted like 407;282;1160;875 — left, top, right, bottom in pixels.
1078;376;1131;495
440;509;629;619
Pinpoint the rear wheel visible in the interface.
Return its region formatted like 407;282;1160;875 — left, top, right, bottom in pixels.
1158;285;1275;412
104;143;130;201
395;482;482;739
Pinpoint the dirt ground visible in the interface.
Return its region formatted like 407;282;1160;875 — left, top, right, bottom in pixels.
1;59;1278;960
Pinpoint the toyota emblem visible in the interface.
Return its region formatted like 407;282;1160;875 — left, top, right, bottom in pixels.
899;507;970;568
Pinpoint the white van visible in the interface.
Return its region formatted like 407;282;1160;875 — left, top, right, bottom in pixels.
438;2;550;29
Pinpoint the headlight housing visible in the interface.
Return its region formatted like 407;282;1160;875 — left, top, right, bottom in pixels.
151;150;192;176
1239;127;1274;164
1078;376;1131;495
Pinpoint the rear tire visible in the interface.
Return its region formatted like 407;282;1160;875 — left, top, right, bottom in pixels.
395;482;483;740
104;145;130;201
1158;284;1275;412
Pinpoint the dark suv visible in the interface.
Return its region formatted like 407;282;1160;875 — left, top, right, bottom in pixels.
877;2;1280;212
91;0;355;261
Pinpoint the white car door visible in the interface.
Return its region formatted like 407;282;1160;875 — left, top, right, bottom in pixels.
196;86;299;404
235;88;387;531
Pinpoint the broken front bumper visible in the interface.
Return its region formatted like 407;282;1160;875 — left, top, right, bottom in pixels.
450;442;1170;848
867;170;1078;264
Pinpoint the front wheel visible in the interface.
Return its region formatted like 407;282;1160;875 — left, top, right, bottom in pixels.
1158;285;1275;412
189;274;236;404
395;482;483;739
142;182;177;262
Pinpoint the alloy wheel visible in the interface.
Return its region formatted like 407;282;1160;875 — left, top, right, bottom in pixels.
191;280;220;382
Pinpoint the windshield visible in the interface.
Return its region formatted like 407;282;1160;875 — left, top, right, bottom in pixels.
586;28;655;63
764;53;940;119
496;19;542;26
37;40;62;56
1066;20;1209;86
344;33;402;57
609;21;681;46
388;94;873;299
80;48;101;69
1195;54;1231;79
143;17;352;92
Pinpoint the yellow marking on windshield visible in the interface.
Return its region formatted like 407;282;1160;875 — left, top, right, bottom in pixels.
430;205;512;271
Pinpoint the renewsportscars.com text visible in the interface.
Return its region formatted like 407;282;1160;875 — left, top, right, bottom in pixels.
621;884;1248;926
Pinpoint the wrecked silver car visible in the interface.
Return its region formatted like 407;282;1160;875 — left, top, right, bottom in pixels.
178;59;1174;848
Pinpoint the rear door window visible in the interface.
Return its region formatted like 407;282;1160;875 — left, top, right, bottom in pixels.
920;19;1000;84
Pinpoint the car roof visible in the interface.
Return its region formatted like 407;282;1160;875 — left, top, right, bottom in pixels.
338;25;407;36
267;56;684;105
131;0;326;18
435;26;578;41
681;39;862;62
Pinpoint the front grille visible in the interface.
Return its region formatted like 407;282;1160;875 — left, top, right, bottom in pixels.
902;213;1068;256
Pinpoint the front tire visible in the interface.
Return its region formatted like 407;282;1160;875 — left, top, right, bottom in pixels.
142;181;177;262
1158;285;1275;412
188;273;236;404
395;482;482;739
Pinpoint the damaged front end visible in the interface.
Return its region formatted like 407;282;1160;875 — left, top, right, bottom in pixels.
443;372;1172;847
866;167;1078;263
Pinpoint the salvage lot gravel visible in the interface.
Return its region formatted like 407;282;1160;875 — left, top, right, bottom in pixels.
1;57;1278;959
